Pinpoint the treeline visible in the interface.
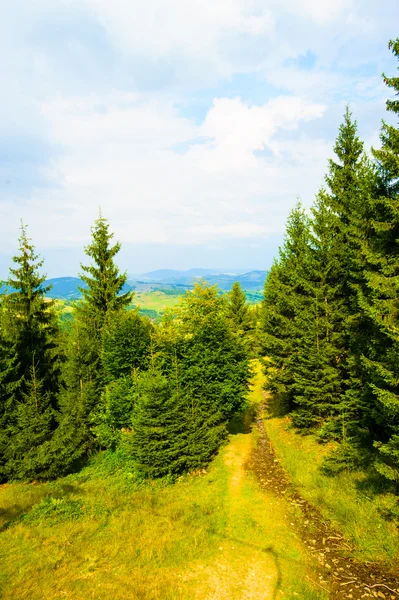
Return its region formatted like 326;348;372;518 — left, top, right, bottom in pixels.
261;38;399;483
0;219;254;481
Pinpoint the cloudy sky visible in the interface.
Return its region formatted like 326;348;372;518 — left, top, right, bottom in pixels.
0;0;398;277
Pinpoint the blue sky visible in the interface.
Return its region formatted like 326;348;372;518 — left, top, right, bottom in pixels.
0;0;398;277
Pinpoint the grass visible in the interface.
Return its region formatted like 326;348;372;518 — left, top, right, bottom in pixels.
134;291;182;312
263;406;399;566
0;368;327;600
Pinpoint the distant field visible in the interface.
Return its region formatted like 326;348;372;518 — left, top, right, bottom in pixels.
53;289;262;325
133;291;182;312
133;289;262;314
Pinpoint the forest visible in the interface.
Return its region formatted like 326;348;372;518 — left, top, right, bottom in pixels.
1;38;399;490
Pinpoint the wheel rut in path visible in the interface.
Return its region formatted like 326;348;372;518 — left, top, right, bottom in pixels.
250;406;399;600
184;435;279;600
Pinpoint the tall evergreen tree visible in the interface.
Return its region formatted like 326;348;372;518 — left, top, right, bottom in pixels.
226;282;253;335
78;214;133;331
358;38;399;481
0;225;61;479
177;282;250;420
261;204;311;413
2;223;60;396
70;214;134;419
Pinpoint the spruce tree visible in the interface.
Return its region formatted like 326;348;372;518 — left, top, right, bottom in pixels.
2;223;60;396
3;363;55;481
130;336;226;478
79;214;133;328
177;282;250;420
226;282;253;335
0;225;62;479
102;310;152;381
290;192;345;431
0;317;20;481
358;38;399;481
261;204;311;413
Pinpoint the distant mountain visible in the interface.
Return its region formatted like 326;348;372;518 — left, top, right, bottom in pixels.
137;268;265;289
140;268;227;280
44;277;86;299
43;277;134;300
205;270;267;290
1;271;267;299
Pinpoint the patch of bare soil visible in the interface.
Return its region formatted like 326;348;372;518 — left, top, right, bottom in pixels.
249;408;399;600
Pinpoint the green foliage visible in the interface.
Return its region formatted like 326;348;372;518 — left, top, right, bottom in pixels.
102;310;152;380
22;496;85;526
357;38;399;481
261;204;312;413
177;282;250;420
78;214;133;327
129;369;191;478
75;213;134;390
93;376;135;449
0;225;62;481
261;44;399;485
3;365;56;481
226;282;253;334
1;223;60;396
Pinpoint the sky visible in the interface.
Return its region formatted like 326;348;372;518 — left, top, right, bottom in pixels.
0;0;398;278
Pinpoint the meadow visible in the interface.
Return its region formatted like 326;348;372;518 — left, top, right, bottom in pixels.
0;367;325;600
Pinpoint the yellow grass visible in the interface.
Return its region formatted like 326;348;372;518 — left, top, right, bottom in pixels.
0;366;326;600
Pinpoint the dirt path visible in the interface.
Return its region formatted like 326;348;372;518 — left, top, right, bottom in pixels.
183;434;279;599
252;405;399;600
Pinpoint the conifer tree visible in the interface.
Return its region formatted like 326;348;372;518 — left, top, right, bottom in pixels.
226;282;253;335
79;214;133;329
289;192;345;430
178;282;250;420
0;225;62;479
69;214;134;424
2;223;60;396
3;363;55;480
0;319;20;481
261;204;311;413
130;335;226;478
358;38;399;481
102;310;152;381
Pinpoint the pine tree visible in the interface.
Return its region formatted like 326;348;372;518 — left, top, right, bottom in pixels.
0;225;63;479
261;204;311;413
358;38;399;481
3;363;55;481
0;315;20;481
79;214;133;329
102;310;152;381
177;282;250;420
289;192;345;431
2;222;60;396
226;282;253;335
130;340;226;478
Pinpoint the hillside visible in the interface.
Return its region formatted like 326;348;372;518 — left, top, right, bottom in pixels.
0;366;326;600
1;363;397;599
0;271;267;300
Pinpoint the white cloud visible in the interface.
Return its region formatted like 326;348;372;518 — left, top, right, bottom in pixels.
0;0;397;273
188;96;325;171
2;92;326;252
78;0;274;58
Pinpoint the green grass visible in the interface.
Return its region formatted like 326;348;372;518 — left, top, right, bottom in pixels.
263;414;399;565
0;369;327;600
134;291;182;312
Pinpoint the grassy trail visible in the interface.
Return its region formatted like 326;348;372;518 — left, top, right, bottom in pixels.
0;372;325;600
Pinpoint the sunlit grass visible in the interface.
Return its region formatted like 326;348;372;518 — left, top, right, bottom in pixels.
0;366;327;600
263;415;399;565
